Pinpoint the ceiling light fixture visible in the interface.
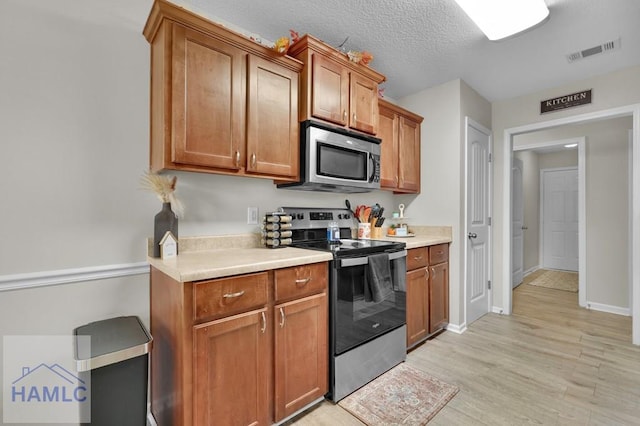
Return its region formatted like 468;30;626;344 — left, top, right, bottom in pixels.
453;0;550;41
564;143;578;148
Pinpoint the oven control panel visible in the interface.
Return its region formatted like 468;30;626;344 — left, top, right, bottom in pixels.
310;212;333;221
280;207;356;230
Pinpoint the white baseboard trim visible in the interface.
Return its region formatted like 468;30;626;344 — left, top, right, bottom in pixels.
492;306;505;314
586;301;631;316
523;266;539;277
446;323;467;334
0;262;150;292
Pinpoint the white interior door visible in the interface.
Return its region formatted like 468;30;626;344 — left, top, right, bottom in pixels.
512;157;524;287
541;168;579;271
466;119;491;325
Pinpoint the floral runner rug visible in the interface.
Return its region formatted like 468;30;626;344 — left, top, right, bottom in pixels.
338;362;458;425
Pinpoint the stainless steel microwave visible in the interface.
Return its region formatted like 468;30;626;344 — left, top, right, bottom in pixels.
278;120;381;193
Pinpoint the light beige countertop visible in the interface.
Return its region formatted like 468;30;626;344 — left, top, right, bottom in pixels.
148;245;332;282
148;226;452;282
377;225;452;249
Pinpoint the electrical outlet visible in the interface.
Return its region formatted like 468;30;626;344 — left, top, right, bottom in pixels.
247;207;259;225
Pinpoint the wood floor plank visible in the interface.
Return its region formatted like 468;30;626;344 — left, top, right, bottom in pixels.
289;284;640;425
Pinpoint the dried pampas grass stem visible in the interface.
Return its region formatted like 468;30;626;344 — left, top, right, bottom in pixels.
140;170;185;218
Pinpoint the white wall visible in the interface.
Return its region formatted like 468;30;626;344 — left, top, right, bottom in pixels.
492;64;640;310
398;79;491;328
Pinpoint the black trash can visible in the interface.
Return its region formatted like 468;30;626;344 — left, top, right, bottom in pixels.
74;316;152;426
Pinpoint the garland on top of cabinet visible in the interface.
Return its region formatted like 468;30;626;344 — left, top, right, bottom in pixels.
273;29;373;66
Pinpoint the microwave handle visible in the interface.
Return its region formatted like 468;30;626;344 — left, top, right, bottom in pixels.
339;250;407;268
368;153;377;183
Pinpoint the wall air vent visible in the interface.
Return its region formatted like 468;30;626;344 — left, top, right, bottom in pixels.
566;38;621;63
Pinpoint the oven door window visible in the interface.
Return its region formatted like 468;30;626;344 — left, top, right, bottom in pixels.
317;143;368;181
333;256;406;355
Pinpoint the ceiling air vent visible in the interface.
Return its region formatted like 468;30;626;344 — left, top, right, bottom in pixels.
566;38;621;63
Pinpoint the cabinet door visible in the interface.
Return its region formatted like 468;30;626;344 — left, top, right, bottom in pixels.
247;56;299;178
429;262;449;334
172;24;246;170
193;308;269;426
349;73;379;134
311;54;349;126
406;267;429;348
274;293;328;421
398;116;421;192
378;106;399;189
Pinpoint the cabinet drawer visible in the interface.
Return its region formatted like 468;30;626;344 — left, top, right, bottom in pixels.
407;247;428;271
275;263;328;302
194;272;269;322
429;244;449;265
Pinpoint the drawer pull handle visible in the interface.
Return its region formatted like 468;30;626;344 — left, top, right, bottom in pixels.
235;150;240;166
279;307;285;328
251;153;256;168
223;290;245;299
295;278;311;286
413;256;423;260
260;311;266;334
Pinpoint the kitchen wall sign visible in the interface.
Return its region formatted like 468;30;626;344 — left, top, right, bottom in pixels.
541;89;592;114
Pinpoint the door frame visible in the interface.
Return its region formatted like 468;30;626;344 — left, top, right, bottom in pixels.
464;116;493;328
502;104;640;345
514;137;585;306
511;156;524;288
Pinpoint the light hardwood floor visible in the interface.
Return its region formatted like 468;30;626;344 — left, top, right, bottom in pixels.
288;284;640;425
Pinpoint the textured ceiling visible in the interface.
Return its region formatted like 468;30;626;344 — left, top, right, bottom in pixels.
173;0;640;102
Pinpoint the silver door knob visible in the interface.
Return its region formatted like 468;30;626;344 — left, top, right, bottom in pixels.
468;232;477;239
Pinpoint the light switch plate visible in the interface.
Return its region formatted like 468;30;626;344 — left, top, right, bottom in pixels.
247;207;258;225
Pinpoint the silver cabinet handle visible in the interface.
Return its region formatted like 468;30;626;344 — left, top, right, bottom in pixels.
223;290;245;299
468;233;477;239
343;110;347;121
235;151;240;166
279;307;285;328
522;226;528;230
413;256;423;261
295;278;311;286
260;311;266;334
353;113;356;122
251;153;256;167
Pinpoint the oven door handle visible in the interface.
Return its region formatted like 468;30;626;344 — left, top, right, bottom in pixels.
339;250;407;268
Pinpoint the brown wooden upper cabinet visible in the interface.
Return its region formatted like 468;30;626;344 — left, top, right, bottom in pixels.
378;99;423;193
143;0;302;181
288;34;385;136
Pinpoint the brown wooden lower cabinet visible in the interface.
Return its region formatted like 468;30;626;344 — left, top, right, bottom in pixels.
406;244;449;349
429;262;449;333
406;267;429;346
150;262;329;426
274;293;328;420
193;308;269;426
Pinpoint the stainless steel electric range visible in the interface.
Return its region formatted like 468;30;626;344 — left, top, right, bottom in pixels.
280;207;407;402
